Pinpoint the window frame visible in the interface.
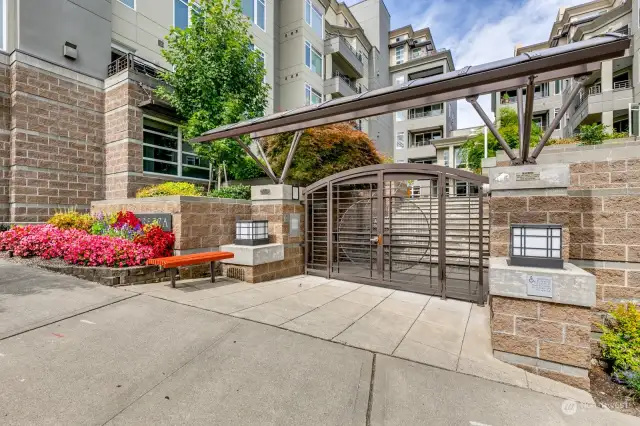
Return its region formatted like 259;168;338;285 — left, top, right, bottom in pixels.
305;40;323;76
242;0;266;31
118;0;135;10
174;0;201;29
395;132;405;149
408;103;444;119
410;129;441;148
305;0;324;39
250;43;267;82
142;115;209;181
304;83;322;105
395;46;405;65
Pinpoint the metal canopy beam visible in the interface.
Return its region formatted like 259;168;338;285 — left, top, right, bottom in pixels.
516;88;524;144
279;131;303;184
192;35;629;143
232;136;278;183
466;96;517;161
520;76;536;162
254;138;276;179
531;75;589;160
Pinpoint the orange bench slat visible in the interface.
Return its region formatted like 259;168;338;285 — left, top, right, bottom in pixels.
147;251;234;268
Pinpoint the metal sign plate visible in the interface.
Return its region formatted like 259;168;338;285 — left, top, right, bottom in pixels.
526;275;553;298
135;213;172;231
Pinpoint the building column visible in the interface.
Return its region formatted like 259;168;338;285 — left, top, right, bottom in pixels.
602;111;614;129
449;146;455;195
601;60;613;92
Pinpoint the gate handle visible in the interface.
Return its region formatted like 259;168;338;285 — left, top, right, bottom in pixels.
370;235;381;245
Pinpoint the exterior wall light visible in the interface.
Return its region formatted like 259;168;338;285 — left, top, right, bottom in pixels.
510;224;563;269
235;220;269;246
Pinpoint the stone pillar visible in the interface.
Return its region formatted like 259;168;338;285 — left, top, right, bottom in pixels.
221;185;305;283
487;163;596;391
601;60;613;92
602;110;614;130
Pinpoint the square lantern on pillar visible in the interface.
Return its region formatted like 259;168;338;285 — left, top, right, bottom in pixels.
234;220;269;246
510;224;563;269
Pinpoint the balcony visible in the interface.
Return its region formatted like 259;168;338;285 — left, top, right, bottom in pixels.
107;54;168;79
409;48;448;61
325;71;362;97
614;80;630;90
324;36;364;78
588;84;601;95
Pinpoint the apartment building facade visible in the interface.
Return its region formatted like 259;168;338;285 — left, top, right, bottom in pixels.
388;25;458;165
0;0;401;223
493;0;634;138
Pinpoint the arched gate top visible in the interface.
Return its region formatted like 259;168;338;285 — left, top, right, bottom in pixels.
304;163;488;194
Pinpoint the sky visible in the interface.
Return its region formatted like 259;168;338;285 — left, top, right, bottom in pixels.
346;0;587;128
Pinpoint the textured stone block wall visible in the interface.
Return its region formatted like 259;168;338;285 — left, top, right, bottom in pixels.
91;197;251;255
491;295;591;390
9;60;105;222
0;61;10;222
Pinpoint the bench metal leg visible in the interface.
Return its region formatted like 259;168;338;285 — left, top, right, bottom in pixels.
210;261;216;283
170;268;177;288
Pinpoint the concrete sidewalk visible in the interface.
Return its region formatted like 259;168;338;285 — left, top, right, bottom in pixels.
123;275;593;404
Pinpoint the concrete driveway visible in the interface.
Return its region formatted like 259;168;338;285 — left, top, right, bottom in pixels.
0;260;637;425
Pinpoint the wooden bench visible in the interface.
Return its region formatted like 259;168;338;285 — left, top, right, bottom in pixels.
147;251;235;288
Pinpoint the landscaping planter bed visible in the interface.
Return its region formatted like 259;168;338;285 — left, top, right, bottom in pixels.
0;252;214;286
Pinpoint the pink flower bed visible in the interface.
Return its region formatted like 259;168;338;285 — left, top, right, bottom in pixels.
0;224;155;267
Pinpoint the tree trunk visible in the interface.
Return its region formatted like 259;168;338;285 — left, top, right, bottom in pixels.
223;162;229;187
207;163;213;193
217;167;222;189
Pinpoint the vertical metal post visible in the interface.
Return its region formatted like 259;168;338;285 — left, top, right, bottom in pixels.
210;261;216;283
437;173;446;299
327;182;333;278
376;171;384;285
170;268;177;288
478;189;484;306
305;195;309;275
521;76;536;161
516;88;524;145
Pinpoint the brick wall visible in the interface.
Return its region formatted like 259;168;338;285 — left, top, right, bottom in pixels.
0;60;10;222
491;295;591;390
7;58;105;222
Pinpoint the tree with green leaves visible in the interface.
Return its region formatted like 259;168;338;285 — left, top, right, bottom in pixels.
156;0;267;180
264;123;384;186
462;108;542;171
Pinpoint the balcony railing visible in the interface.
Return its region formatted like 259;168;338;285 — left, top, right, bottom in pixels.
614;80;630;90
107;54;168;79
409;48;448;61
588;84;601;95
333;71;362;93
614;25;629;36
327;35;364;63
408;107;443;119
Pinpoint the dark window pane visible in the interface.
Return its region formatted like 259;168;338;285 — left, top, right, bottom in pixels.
182;153;209;168
182;166;209;179
143;118;178;137
143;146;177;162
144;160;178;176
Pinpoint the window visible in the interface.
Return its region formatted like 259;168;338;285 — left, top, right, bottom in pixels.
395;75;404;86
454;147;466;168
395;46;405;64
305;83;322;105
613;118;629;133
118;0;135;9
554;80;561;95
305;40;323;76
143;117;209;180
443;150;449;167
395;111;405;122
343;18;352;28
396;132;405;149
411;130;441;148
409;103;443;119
411;48;423;59
242;0;266;31
410;186;421;198
174;0;200;29
305;0;323;39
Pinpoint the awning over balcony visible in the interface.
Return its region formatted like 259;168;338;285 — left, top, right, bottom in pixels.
193;34;630;143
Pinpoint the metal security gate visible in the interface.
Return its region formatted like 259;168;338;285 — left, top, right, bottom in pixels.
305;164;489;304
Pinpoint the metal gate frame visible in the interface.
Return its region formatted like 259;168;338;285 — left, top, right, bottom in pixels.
304;163;489;304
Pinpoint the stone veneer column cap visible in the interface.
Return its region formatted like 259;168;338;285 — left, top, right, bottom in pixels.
489;257;596;308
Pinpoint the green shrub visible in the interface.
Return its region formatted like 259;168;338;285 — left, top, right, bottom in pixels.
600;304;640;374
136;182;204;198
547;137;578;146
608;131;629;139
208;184;251;200
577;123;608;145
47;210;95;232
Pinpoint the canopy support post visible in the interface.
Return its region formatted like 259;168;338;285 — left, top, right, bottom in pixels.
531;74;589;161
232;136;278;183
516;88;524;148
254;138;276;179
279;131;303;184
520;76;536;163
466;95;518;162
